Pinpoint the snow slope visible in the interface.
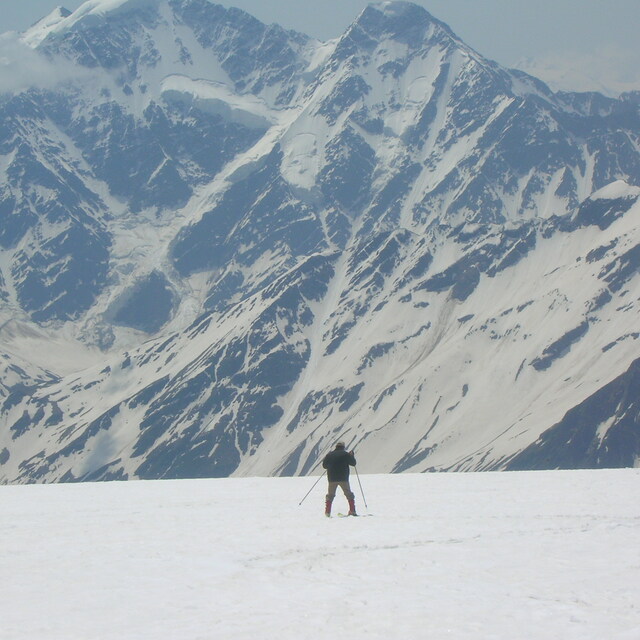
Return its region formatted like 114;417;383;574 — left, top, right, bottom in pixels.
1;470;639;639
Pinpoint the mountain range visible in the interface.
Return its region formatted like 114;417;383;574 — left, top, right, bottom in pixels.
0;0;639;483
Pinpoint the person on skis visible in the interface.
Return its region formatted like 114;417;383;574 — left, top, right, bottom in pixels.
322;442;357;517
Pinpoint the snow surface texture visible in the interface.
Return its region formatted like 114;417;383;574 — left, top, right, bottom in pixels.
1;470;639;639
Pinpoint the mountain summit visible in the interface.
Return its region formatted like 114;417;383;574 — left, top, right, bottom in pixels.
1;1;639;482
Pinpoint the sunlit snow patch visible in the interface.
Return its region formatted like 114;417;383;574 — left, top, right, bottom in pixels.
161;75;277;130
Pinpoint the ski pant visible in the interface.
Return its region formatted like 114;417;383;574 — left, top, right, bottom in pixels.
326;480;354;501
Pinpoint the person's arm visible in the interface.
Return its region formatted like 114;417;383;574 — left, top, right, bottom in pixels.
349;451;356;466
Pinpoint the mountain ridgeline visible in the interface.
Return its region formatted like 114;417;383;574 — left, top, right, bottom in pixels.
1;0;639;482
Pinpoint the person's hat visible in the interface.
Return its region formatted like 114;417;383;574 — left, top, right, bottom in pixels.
336;441;345;448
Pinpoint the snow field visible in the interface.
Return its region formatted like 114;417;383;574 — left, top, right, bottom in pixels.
1;469;639;639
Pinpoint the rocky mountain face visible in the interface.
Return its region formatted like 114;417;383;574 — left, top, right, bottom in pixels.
0;0;639;482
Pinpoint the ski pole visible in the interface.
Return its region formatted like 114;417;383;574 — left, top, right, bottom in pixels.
354;465;368;510
298;470;326;506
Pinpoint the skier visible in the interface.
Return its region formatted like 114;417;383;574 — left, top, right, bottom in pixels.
322;441;357;517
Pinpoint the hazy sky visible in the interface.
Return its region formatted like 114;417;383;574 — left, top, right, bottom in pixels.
2;0;639;94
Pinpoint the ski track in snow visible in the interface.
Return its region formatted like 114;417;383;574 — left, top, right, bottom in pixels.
1;470;639;640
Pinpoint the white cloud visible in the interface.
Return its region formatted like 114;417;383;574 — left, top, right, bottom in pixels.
0;32;89;95
514;45;640;97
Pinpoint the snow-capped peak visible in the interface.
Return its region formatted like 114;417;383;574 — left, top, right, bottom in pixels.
21;6;72;46
31;5;72;27
353;1;455;43
60;0;160;22
375;1;425;17
22;0;162;47
323;0;471;86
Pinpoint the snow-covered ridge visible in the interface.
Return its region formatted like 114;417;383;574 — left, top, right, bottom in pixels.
20;6;72;46
20;1;137;45
29;0;160;36
590;179;640;201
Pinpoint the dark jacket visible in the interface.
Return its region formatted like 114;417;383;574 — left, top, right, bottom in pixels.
322;448;356;482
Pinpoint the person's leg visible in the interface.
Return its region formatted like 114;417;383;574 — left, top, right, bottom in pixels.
326;481;338;516
339;481;357;515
